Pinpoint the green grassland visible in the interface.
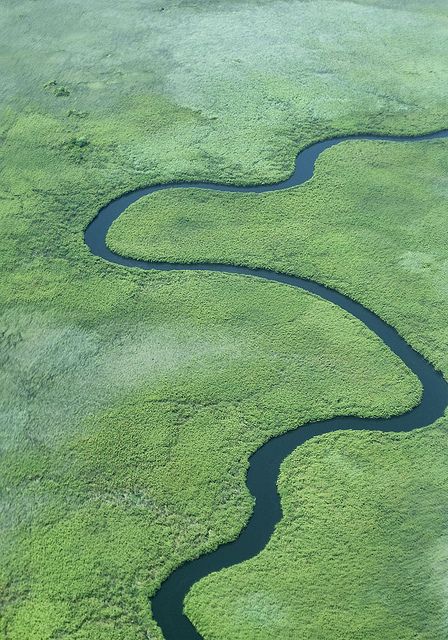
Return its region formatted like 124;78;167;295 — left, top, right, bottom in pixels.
1;1;447;639
1;274;419;640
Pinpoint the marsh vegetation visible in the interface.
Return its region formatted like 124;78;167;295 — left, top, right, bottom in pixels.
1;1;448;638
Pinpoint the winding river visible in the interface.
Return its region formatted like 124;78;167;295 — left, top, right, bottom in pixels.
85;129;448;640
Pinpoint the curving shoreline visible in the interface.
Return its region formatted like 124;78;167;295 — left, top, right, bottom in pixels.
85;130;448;640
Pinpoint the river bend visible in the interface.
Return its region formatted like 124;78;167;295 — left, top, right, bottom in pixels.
84;129;448;640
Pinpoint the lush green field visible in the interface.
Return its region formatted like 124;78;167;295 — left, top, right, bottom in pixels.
1;1;447;639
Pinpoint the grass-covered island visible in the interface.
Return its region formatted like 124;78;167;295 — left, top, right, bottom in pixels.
1;1;448;639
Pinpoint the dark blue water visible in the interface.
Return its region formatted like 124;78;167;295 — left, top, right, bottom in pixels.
84;130;448;640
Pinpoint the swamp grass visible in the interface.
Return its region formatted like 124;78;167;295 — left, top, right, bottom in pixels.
1;0;448;637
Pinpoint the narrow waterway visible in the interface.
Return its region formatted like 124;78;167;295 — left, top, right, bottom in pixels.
85;129;448;640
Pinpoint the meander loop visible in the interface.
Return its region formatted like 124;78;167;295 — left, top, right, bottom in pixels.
84;129;448;640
